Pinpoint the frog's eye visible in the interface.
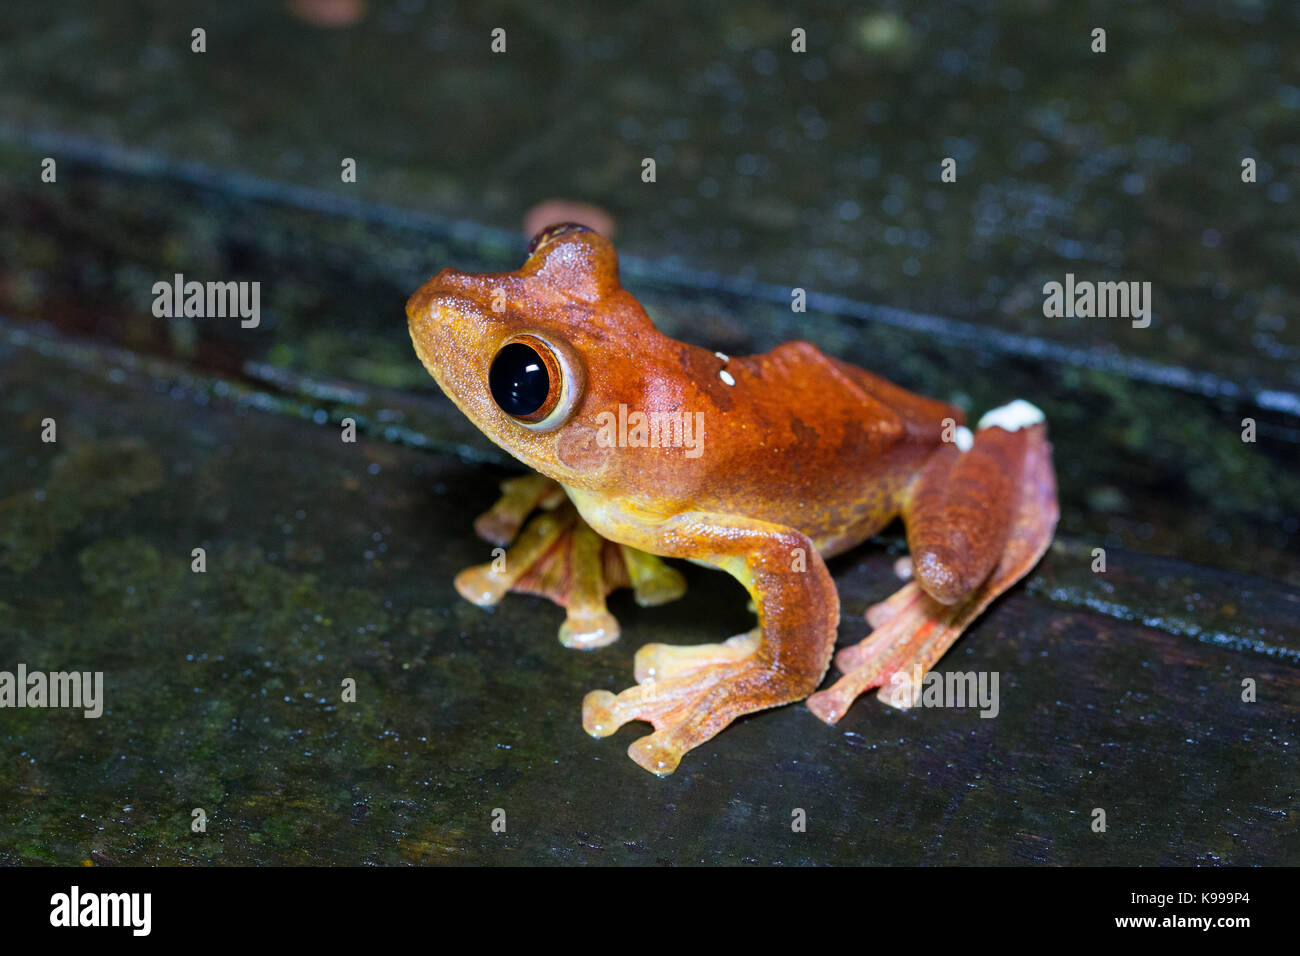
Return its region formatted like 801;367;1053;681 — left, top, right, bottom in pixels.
488;334;579;429
527;222;593;257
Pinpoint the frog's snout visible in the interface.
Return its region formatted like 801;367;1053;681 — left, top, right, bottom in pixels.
406;267;459;320
404;286;427;325
406;270;476;343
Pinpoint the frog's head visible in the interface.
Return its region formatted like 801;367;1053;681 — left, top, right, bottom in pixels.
406;224;664;486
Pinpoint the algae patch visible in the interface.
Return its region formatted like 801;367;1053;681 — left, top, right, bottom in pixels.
0;437;163;574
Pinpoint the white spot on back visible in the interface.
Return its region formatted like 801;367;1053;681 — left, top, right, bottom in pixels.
953;426;974;452
719;369;736;386
978;398;1045;432
714;351;730;362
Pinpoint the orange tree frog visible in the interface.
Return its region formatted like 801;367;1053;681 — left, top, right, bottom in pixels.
407;224;1058;776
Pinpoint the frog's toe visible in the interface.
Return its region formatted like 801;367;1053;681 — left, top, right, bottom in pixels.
472;473;566;545
453;564;512;607
454;501;636;649
453;506;575;608
807;585;946;723
581;689;621;738
455;485;690;653
864;582;915;628
633;629;759;684
627;732;685;777
582;664;721;740
559;608;620;650
473;511;523;547
620;546;688;607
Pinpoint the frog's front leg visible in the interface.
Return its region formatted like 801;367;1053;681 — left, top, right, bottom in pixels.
454;475;686;649
807;412;1057;723
581;513;839;776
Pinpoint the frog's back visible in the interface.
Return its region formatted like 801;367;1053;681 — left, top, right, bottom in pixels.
681;340;961;551
721;339;959;464
770;341;960;437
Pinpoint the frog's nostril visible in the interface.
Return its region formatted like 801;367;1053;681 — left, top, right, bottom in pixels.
406;272;460;324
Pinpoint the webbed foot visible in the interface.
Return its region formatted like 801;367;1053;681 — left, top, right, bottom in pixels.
584;648;780;776
453;475;686;649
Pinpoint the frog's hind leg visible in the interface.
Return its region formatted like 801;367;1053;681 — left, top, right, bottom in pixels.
454;475;686;650
806;409;1057;724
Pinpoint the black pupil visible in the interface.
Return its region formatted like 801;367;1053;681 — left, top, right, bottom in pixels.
489;343;551;417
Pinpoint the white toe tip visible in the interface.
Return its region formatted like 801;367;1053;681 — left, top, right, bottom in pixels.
978;399;1045;432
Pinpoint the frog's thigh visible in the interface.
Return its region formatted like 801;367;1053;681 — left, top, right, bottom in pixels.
901;425;1028;605
582;513;838;776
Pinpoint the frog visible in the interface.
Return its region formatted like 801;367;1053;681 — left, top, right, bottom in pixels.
407;223;1058;776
